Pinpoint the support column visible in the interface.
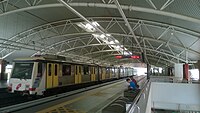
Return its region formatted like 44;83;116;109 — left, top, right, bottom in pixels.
0;59;7;80
198;60;200;81
183;63;189;81
147;64;151;79
167;67;170;76
174;63;183;82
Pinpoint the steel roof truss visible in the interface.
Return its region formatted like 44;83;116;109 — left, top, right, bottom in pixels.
141;21;158;39
114;0;143;52
61;23;72;34
0;0;8;13
1;17;198;59
106;20;116;31
143;38;149;64
115;19;127;34
105;18;114;30
132;20;141;32
160;0;174;11
157;26;171;40
173;33;186;48
146;0;157;10
87;36;95;45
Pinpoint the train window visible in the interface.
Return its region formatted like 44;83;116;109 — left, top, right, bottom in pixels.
48;64;51;76
83;65;89;75
106;67;110;74
11;63;34;79
37;62;42;77
55;64;57;76
62;65;71;76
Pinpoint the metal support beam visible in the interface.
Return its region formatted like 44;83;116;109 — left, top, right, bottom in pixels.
57;0;125;55
160;0;174;10
2;3;200;25
57;0;104;34
114;0;143;52
146;0;157;9
157;26;170;40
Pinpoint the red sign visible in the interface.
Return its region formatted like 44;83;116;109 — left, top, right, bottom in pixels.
115;55;123;59
131;55;140;59
115;55;140;59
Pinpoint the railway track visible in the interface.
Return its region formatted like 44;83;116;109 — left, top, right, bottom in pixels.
0;78;118;108
0;88;39;108
0;76;146;110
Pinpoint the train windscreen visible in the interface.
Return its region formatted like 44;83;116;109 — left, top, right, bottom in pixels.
11;62;34;79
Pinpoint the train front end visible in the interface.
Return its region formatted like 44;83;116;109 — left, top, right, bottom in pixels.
8;62;36;95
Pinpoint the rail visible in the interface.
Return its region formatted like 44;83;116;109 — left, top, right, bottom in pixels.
0;76;146;113
126;79;150;113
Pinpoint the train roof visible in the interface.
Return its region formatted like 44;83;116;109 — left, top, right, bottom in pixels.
13;55;129;68
13;55;105;66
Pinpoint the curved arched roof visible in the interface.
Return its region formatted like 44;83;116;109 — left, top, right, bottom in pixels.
0;0;199;66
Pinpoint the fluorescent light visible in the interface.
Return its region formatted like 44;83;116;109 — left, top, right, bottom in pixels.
109;41;115;44
92;34;99;37
77;22;130;54
116;48;120;50
92;22;100;26
100;34;106;38
85;23;95;31
124;52;129;55
77;22;96;32
116;45;120;49
115;39;119;43
106;34;111;36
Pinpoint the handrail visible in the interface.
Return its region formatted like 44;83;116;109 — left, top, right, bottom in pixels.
150;76;200;84
126;79;150;113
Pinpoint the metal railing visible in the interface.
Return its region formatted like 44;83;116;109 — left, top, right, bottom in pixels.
150;76;200;84
152;101;200;112
126;79;150;113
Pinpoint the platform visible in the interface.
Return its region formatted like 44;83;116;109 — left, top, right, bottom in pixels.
13;78;146;113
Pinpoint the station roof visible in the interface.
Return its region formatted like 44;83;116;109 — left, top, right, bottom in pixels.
0;0;199;67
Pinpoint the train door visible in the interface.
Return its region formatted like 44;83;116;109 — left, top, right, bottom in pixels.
46;63;59;88
94;67;96;81
79;66;82;83
91;67;96;81
75;65;82;84
46;63;53;88
97;66;100;81
102;67;106;80
53;64;59;87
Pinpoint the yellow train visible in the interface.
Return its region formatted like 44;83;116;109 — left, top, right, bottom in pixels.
8;55;134;95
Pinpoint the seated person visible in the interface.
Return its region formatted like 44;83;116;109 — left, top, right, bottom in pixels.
130;76;139;88
126;78;137;90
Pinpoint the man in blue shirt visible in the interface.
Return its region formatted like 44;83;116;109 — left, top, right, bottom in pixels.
126;78;137;89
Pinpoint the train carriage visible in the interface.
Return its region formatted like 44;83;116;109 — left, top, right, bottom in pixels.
8;55;134;95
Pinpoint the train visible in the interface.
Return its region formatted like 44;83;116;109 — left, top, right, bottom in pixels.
8;55;135;95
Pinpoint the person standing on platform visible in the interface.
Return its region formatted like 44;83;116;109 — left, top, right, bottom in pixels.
126;78;137;90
